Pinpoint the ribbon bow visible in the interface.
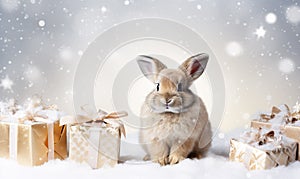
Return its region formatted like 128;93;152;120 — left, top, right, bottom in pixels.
242;128;283;147
0;97;58;124
259;104;300;124
60;108;128;137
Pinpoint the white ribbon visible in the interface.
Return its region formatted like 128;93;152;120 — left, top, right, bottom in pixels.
8;120;55;162
9;123;18;161
88;127;101;169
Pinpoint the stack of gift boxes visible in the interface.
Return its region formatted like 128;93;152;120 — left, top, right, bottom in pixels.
0;97;127;169
230;102;300;170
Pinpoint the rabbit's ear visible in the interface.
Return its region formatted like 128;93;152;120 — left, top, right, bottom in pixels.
137;55;167;83
179;53;209;82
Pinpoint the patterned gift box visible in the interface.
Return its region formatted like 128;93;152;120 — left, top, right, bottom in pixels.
251;103;300;160
69;123;121;168
229;128;297;170
229;139;297;170
0;98;67;166
61;109;127;169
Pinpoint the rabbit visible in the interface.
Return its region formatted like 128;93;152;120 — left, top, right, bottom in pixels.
137;53;212;165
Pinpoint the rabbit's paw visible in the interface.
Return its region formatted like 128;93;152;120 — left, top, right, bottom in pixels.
168;153;185;165
143;154;150;161
154;156;169;166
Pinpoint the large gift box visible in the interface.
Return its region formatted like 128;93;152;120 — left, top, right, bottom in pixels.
250;103;300;160
229;128;297;170
61;109;127;169
0;98;67;166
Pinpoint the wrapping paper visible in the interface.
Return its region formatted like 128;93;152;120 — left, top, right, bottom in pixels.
251;103;300;160
0;98;67;166
251;121;300;161
62;108;127;169
229;139;297;170
0;121;67;166
69;123;121;168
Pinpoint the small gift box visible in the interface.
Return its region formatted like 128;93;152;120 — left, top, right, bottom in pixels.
60;108;127;169
229;128;297;170
251;103;300;160
0;97;67;166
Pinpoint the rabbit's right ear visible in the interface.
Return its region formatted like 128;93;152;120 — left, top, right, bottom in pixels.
136;55;166;83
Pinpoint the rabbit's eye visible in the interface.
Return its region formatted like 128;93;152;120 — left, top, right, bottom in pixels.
156;83;160;91
177;83;183;92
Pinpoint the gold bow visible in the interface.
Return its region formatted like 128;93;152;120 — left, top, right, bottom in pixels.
259;104;300;124
60;109;128;138
242;128;282;147
0;98;56;124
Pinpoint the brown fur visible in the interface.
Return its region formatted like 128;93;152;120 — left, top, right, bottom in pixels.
137;53;211;165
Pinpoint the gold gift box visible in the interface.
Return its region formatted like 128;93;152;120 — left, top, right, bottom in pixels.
68;123;121;169
250;103;300;160
0;120;67;166
251;121;300;161
229;138;297;170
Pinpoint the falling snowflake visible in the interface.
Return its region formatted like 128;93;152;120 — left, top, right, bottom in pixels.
59;46;73;61
265;13;277;24
254;26;266;39
278;58;295;74
78;50;83;56
101;6;107;13
196;4;202;10
286;5;300;24
124;0;130;5
0;76;14;91
293;101;300;113
24;65;42;82
226;41;243;57
38;19;46;27
0;0;19;12
218;133;225;139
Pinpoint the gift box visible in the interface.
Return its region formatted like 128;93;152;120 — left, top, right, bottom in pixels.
61;109;127;169
0;98;67;166
251;103;300;160
229;128;297;170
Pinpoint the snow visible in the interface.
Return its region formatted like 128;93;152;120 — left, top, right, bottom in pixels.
124;0;130;6
265;13;277;24
24;65;42;82
38;19;46;27
293;102;300;113
0;76;14;91
278;58;295;74
226;41;243;57
59;46;73;61
254;26;266;39
286;5;300;24
0;0;19;12
101;6;107;13
0;129;300;179
196;4;202;10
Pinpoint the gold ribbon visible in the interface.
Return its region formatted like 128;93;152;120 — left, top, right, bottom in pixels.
0;98;62;162
258;104;300;124
60;109;128;138
242;128;283;147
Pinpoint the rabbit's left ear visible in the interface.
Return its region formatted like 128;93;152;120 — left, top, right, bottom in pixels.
179;53;209;82
136;55;167;83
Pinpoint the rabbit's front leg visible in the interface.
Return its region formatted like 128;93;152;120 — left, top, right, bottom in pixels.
148;138;169;165
169;138;194;165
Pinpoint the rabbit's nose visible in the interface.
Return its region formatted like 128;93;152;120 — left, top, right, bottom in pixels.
166;99;172;104
160;98;174;105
